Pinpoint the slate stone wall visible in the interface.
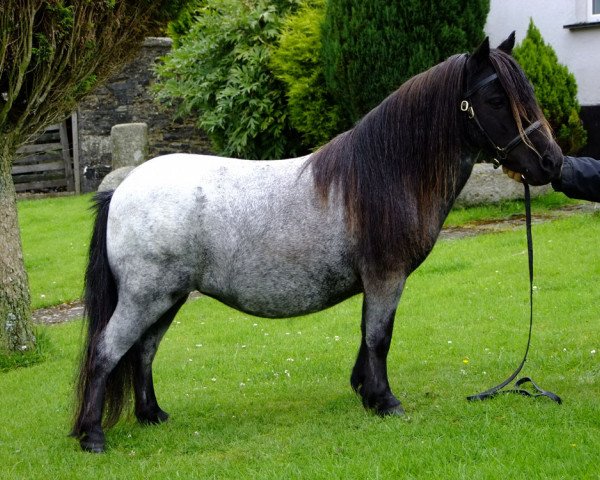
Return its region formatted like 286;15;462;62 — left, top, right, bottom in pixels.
76;37;212;192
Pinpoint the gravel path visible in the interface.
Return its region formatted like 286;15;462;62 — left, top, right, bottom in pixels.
32;301;84;325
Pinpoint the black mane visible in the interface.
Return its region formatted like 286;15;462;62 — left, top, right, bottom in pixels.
308;53;469;274
308;49;549;275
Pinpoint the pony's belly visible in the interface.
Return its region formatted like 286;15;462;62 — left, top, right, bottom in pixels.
205;289;360;319
199;267;360;319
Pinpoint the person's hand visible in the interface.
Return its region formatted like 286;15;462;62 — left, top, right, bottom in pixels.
502;166;524;183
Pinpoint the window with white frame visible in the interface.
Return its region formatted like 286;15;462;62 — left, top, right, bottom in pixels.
591;0;600;18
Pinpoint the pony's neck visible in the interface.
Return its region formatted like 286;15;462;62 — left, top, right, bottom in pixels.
439;150;479;222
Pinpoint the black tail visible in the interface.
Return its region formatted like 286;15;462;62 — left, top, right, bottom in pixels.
71;190;134;436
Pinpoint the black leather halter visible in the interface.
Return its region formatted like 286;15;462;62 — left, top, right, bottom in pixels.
461;67;561;405
461;72;542;167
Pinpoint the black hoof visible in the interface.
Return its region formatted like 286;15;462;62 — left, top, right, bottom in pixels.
79;429;105;453
358;388;405;417
137;408;169;425
350;377;364;393
376;402;405;417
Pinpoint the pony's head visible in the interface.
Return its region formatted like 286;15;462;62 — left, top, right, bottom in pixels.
463;33;563;185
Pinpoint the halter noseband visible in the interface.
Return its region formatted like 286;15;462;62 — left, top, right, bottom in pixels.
461;72;542;168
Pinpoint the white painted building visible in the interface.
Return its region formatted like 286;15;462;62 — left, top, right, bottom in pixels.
486;0;600;155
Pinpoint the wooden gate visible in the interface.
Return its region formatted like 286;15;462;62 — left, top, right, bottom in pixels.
12;121;74;193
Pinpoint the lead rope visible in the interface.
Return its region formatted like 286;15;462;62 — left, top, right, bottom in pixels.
467;182;562;404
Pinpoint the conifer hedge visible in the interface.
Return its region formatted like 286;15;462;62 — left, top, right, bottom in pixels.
321;0;490;125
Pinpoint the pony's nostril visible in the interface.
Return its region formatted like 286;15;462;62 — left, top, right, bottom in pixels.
542;155;553;169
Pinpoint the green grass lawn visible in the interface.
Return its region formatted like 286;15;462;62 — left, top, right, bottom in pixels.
18;194;94;309
1;194;598;479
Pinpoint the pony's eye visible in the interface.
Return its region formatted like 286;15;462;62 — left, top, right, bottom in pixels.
487;97;505;109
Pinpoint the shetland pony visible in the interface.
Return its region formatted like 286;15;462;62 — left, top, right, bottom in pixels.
72;34;562;452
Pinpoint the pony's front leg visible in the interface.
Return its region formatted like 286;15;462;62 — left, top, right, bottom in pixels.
351;278;405;416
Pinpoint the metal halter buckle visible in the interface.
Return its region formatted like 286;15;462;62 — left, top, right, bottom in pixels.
460;100;474;119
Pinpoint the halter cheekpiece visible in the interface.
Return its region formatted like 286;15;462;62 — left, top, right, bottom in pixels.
461;70;542;167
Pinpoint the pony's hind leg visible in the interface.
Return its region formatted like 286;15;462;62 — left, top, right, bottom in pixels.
352;277;406;416
133;297;186;425
75;294;180;453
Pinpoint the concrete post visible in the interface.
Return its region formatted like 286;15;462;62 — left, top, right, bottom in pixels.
110;123;149;169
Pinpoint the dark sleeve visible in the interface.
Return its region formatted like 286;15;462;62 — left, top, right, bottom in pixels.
551;156;600;202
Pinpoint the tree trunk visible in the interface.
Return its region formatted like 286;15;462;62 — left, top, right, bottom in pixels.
0;135;35;353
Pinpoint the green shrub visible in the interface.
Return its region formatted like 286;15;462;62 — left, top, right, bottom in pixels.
167;1;206;48
321;0;489;125
270;0;344;149
155;0;302;159
513;20;587;155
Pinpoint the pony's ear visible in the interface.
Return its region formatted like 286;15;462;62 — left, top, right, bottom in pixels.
497;31;516;54
467;37;490;73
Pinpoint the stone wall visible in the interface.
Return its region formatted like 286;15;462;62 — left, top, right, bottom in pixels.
456;164;551;206
76;37;212;192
